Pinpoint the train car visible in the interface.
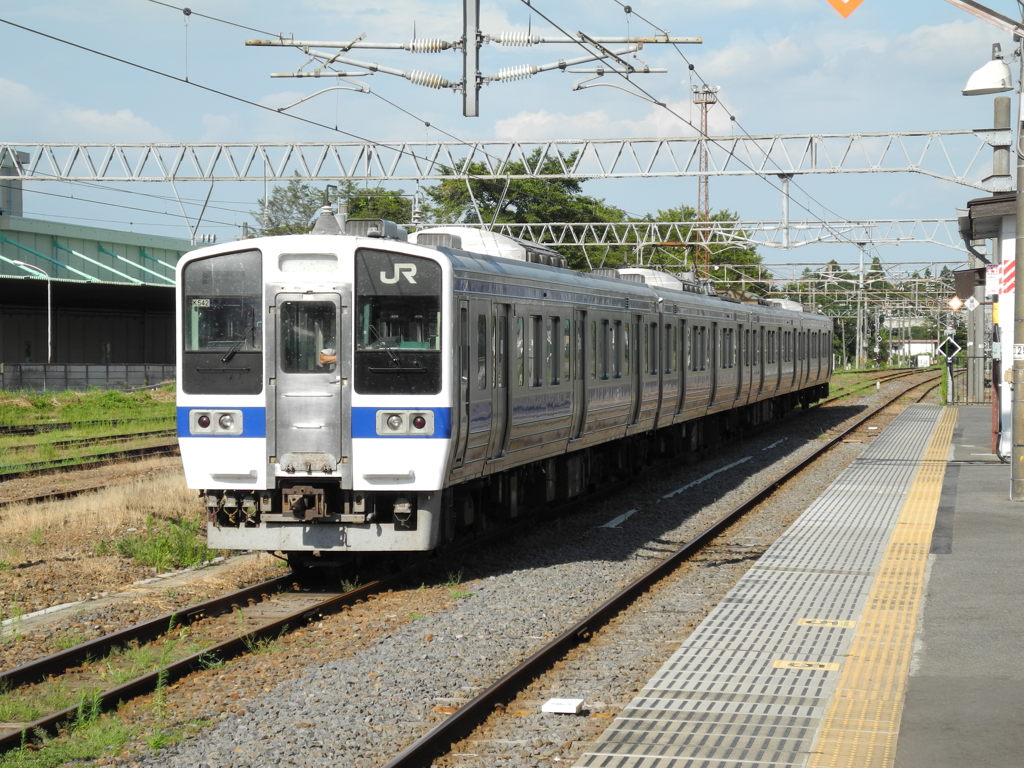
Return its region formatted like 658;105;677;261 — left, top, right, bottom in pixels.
176;211;831;568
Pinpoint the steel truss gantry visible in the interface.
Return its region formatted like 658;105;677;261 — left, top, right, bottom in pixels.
479;218;965;253
0;129;1010;190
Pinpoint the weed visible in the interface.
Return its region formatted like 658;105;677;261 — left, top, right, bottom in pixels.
197;651;224;670
54;631;89;651
242;629;283;655
111;516;215;571
443;569;473;599
27;528;45;547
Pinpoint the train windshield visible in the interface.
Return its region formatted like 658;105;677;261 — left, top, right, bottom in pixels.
354;248;442;394
180;249;263;394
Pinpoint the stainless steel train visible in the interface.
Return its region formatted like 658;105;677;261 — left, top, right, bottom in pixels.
176;211;831;567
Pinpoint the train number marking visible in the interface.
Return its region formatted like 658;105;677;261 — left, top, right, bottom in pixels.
380;263;418;284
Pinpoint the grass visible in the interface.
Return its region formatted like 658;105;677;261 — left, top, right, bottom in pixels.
444;569;474;600
0;387;176;474
0;387;175;429
101;516;217;571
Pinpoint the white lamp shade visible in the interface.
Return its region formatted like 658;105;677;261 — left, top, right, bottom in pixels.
963;58;1013;95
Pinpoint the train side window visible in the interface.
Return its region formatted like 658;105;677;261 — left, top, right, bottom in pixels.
590;320;598;380
600;319;609;380
515;316;525;387
563;317;572;382
620;321;628;377
648;323;658;374
530;315;544;387
614;320;623;378
476;314;487;390
493;312;506;389
548;316;559;385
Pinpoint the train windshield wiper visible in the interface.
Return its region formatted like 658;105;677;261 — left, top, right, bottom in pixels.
221;309;256;364
369;324;403;368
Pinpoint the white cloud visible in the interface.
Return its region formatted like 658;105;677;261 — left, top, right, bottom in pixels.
65;108;166;142
0;77;167;142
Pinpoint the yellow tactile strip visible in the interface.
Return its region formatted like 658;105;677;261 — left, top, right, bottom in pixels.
807;406;956;768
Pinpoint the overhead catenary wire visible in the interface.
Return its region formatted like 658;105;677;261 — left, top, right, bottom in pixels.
521;0;873;251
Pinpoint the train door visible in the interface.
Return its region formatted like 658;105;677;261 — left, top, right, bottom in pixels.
270;290;347;476
452;300;470;468
487;303;511;458
571;308;587;439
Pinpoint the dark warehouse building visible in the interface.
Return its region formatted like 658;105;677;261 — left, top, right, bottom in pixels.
0;211;191;391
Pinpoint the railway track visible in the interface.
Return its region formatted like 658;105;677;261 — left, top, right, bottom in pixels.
0;371;938;759
0;441;179;492
380;371;941;767
0;574;388;751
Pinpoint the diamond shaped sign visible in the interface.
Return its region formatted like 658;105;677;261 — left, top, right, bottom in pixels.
937;337;961;359
826;0;866;17
964;296;979;311
947;296;963;311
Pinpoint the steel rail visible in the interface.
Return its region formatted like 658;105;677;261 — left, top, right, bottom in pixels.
381;372;941;767
0;442;179;481
0;576;387;752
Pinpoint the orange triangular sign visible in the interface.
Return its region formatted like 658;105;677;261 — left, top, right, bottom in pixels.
826;0;865;17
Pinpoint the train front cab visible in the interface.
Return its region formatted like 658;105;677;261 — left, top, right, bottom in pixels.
178;238;454;557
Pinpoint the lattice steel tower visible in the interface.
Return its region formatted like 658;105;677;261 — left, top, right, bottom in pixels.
692;84;719;270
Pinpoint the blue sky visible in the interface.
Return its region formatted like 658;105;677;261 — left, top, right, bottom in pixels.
0;0;1018;269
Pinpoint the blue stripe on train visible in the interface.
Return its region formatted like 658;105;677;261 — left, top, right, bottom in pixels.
351;407;451;438
176;407;267;438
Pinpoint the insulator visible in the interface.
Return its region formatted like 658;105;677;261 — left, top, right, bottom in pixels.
492;32;541;46
406;38;450;53
491;64;538;82
405;70;452;89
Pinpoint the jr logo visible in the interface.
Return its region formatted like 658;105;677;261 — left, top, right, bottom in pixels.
380;263;418;284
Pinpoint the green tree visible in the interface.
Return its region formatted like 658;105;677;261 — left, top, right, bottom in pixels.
253;179;413;236
644;205;768;294
420;149;629;270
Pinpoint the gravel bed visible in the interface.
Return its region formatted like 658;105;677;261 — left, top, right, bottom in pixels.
98;382;917;768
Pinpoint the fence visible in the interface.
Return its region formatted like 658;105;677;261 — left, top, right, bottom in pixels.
946;356;993;405
0;364;175;392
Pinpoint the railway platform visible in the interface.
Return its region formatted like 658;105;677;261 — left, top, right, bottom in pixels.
572;403;1024;768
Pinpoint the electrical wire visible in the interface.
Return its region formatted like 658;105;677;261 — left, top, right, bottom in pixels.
522;0;874;248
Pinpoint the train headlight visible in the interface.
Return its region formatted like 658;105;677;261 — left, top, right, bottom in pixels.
375;410;434;436
189;409;243;435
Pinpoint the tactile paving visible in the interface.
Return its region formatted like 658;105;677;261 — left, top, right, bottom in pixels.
573;405;951;768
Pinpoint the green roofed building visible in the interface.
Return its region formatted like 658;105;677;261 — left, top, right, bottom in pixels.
0;213;193;390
